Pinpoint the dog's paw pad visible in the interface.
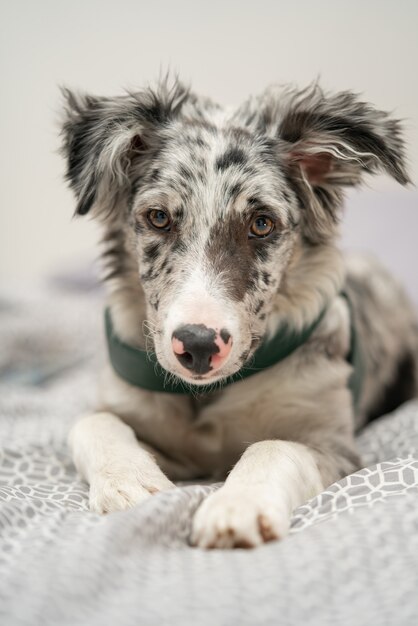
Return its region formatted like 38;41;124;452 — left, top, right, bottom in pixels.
191;487;289;549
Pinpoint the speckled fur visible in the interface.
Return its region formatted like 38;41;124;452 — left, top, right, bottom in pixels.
61;77;418;548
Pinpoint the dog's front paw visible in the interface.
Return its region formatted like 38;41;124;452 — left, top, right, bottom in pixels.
191;486;289;549
89;464;174;514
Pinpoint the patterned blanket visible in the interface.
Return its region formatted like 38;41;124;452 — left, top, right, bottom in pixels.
1;283;417;626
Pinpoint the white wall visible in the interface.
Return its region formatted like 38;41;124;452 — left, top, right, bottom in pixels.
1;0;417;282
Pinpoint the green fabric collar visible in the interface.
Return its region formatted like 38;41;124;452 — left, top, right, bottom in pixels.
105;307;326;394
104;293;363;406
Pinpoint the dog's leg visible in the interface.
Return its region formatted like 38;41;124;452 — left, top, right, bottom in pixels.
69;412;175;514
191;439;344;549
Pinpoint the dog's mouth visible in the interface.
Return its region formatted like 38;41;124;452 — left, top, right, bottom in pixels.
156;346;243;387
170;361;233;386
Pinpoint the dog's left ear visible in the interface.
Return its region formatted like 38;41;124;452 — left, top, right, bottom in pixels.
273;84;411;242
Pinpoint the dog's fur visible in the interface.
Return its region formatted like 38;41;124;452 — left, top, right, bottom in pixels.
61;78;418;548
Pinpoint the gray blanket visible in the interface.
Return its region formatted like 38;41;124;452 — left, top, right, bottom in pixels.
1;284;418;626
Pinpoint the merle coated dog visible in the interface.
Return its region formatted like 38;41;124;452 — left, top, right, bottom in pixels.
61;78;418;548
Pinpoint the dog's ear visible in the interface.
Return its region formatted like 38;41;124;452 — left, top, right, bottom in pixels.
262;84;410;242
60;80;190;217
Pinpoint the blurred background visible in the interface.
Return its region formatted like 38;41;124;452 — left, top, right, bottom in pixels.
0;0;417;303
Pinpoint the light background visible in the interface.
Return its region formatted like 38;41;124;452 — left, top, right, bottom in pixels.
0;0;417;302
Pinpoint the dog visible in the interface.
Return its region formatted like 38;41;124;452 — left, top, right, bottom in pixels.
61;77;418;549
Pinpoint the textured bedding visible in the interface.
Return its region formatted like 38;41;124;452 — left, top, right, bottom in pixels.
1;283;418;626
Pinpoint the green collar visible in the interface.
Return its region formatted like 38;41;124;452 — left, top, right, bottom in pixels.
105;307;326;394
104;294;363;406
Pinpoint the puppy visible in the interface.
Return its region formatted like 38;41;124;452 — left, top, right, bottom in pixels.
61;78;418;548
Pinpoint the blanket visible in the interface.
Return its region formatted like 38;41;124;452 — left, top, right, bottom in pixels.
1;282;417;626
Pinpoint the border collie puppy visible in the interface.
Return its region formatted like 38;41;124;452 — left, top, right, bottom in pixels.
61;78;417;548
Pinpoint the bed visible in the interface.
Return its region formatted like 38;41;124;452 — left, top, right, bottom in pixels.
1;280;417;626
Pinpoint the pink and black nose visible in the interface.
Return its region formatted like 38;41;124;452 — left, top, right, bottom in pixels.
172;324;232;375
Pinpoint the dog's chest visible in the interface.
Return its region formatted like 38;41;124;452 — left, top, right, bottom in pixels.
121;355;330;479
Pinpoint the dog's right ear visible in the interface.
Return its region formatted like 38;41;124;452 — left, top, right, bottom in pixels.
60;81;189;217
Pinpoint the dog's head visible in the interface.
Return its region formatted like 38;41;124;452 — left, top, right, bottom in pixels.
61;78;409;385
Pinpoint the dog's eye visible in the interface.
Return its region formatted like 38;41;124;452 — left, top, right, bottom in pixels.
249;216;275;239
147;209;171;231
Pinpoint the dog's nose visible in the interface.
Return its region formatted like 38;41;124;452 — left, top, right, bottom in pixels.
172;324;232;375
